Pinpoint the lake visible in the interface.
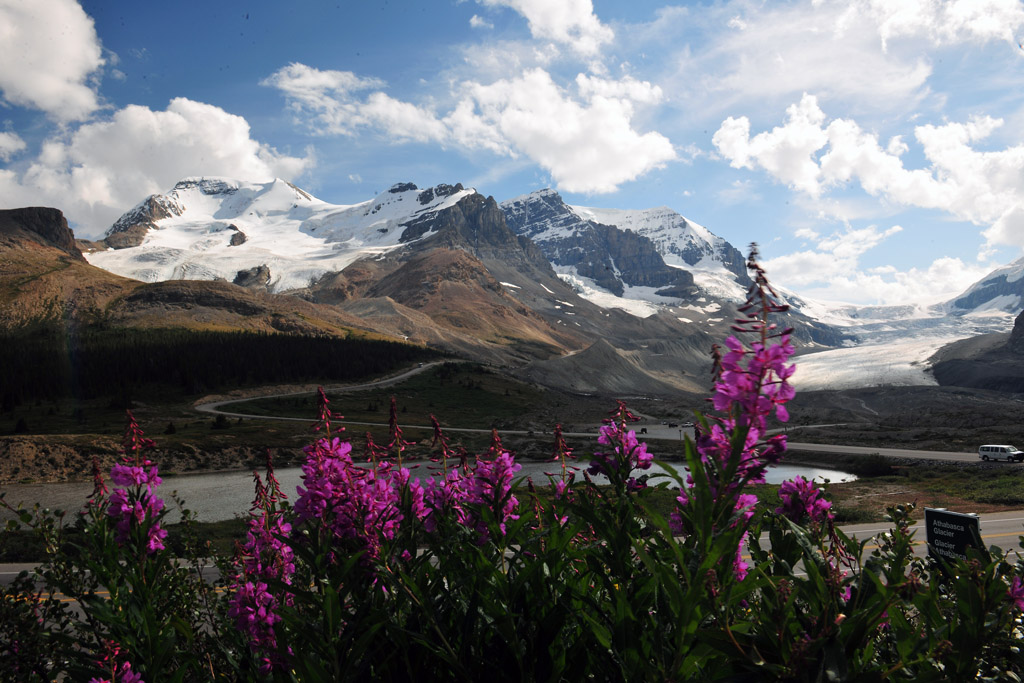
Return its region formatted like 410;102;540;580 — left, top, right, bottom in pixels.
0;461;856;524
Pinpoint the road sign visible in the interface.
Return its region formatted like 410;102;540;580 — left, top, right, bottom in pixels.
924;508;983;562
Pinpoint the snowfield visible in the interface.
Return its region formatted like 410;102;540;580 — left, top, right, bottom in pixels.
86;178;475;293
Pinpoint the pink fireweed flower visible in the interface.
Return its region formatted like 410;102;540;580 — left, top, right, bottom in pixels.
386;396;416;466
734;532;750;581
109;463;162;489
393;465;430;524
464;450;521;544
295;437;404;563
89;456;107;501
241;512;295;583
107;487;167;553
229;579;284;675
231;462;295;673
776;476;833;525
88;662;144;683
552;476;575;500
90;640;144;683
422;468;469;533
105;413;167;554
588;423;653;489
673;247;797;543
1009;576;1024;612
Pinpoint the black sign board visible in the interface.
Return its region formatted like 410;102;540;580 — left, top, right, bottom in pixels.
924;508;983;562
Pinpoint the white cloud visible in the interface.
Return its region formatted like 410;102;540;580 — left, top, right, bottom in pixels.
260;63;391;136
266;63;675;194
262;63;446;143
766;224;902;286
714;94;1024;253
469;14;493;30
863;0;1024;49
713;94;828;195
716;179;761;204
672;1;934;115
0;131;26;161
575;74;663;104
454;68;675;193
765;225;989;305
665;0;1022;121
0;0;104;121
0;98;314;238
476;0;613;58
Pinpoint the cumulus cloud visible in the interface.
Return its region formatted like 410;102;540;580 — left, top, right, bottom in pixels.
713;94;828;195
469;14;493;30
455;69;675;192
575;74;663;104
0;98;314;238
0;131;26;161
476;0;613;58
714;94;1024;253
265;63;675;194
262;63;445;143
0;0;105;121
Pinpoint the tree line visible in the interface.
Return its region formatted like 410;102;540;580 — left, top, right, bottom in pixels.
1;325;438;406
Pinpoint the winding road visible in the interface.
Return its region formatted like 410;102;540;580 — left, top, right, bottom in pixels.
195;362;986;463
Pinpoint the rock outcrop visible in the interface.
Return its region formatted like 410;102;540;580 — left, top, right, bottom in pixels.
930;309;1024;392
233;264;271;289
500;189;693;296
0;207;85;259
104;194;184;248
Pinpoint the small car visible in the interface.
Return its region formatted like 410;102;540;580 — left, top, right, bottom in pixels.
978;444;1024;462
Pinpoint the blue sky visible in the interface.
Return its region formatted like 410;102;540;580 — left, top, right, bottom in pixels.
2;0;1024;306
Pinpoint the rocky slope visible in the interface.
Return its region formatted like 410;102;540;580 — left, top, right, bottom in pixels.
929;309;1024;392
0;205;403;341
501;189;846;350
75;178;735;392
501;189;698;298
0;207;137;329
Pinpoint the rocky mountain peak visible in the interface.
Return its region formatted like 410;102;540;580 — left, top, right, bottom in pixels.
172;177;240;196
501;190;695;298
0;207;85;260
946;256;1024;315
417;183;464;205
104;193;185;248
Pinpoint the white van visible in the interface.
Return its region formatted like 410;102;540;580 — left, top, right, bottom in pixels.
978;444;1024;462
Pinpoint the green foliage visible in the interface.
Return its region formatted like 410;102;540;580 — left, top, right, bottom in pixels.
3;422;1024;680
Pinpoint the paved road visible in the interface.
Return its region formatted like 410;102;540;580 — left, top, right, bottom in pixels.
786;441;977;463
194;361;450;419
195;367;994;464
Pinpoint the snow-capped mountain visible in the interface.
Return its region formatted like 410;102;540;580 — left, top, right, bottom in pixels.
500;189;845;349
501;189;749;305
74;178;1024;395
80;177;734;392
87;177;475;292
941;255;1024;315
